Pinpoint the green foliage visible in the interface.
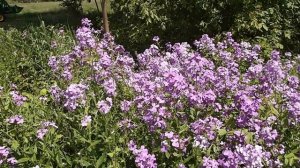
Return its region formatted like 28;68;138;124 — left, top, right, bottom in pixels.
60;0;83;12
110;0;300;53
0;24;75;92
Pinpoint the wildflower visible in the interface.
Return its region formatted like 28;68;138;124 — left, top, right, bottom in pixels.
120;100;132;112
50;85;63;102
97;97;112;114
128;141;157;168
64;83;88;111
103;78;117;96
7;157;17;165
10;91;27;106
37;129;48;140
37;121;58;140
118;119;135;129
81;115;92;127
153;36;160;42
6;115;24;125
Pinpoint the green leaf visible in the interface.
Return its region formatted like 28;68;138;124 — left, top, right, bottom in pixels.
269;104;280;117
18;157;31;163
11;140;19;150
40;88;48;96
165;152;170;159
22;92;34;100
107;152;114;158
218;129;227;136
173;152;181;157
79;159;92;167
55;134;63;140
262;24;268;31
96;153;107;168
245;132;254;144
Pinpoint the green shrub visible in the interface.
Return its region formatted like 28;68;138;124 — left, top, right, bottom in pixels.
110;0;300;53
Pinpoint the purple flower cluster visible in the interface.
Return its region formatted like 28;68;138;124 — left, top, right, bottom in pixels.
6;115;24;125
120;100;132;112
190;117;223;150
63;83;88;111
47;19;300;167
217;144;274;168
118;119;136;129
128;140;157;168
0;146;17;166
161;131;189;152
97;97;112;114
37;121;58;140
76;18;96;48
9;91;27;106
50;85;63;102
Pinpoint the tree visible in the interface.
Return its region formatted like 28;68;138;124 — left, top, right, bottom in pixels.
101;0;109;33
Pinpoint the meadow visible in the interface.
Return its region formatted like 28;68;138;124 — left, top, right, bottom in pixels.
0;1;300;168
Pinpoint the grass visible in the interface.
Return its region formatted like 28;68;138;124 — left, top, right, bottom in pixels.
0;1;103;29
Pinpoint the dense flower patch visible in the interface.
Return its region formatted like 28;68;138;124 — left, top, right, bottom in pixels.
1;19;300;167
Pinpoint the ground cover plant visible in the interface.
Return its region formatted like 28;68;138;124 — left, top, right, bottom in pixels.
0;18;300;167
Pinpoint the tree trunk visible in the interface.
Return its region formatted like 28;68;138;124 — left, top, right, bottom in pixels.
101;0;109;33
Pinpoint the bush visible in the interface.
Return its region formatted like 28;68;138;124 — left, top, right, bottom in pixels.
1;19;300;167
110;0;300;53
60;0;83;12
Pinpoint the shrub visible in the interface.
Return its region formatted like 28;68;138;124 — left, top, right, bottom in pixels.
60;0;83;12
110;0;300;53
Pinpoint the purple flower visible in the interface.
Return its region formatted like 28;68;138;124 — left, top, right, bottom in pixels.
10;91;27;106
62;68;73;81
0;146;16;166
118;119;136;129
63;83;88;111
50;85;63;102
178;163;186;168
42;121;58;128
202;157;219;168
48;56;60;72
37;121;58;140
164;132;174;139
76;19;96;48
97;97;112;114
160;140;168;153
193;135;210;149
287;76;299;88
202;90;217;104
120;100;132;112
153;36;160;42
128;141;157;168
0;146;9;158
6;115;24;125
7;157;17;165
190;117;223;141
81;115;92;127
37;128;49;140
257;127;278;147
103;78;117;96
